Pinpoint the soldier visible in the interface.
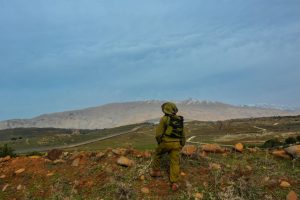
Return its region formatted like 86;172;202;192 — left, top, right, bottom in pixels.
150;102;186;191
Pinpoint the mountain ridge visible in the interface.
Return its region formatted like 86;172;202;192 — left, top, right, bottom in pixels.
0;100;299;130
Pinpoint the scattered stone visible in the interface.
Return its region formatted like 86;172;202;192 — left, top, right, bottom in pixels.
29;155;41;159
63;152;69;157
246;165;252;171
142;151;152;158
141;187;150;194
117;156;135;167
284;145;300;159
234;143;244;152
140;175;145;181
14;168;25;174
0;175;6;179
2;184;9;192
182;145;197;156
112;148;128;156
286;191;298;200
0;155;11;163
280;181;291;188
43;158;53;163
180;172;186;176
53;159;66;164
17;185;22;190
248;147;258;153
199;151;207;158
272;149;292;159
96;152;105;159
201;144;224;153
47;149;63;161
263;177;270;182
71;158;80;167
46;172;54;177
209;163;221;170
194;192;204;200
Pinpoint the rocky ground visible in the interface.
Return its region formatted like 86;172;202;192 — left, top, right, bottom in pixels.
0;144;299;200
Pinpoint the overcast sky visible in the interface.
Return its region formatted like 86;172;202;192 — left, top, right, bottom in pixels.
0;0;300;120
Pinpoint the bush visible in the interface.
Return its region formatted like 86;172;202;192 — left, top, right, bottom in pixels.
0;144;16;158
285;137;297;144
296;135;300;142
26;151;43;156
261;138;283;148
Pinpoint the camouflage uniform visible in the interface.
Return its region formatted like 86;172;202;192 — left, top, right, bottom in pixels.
151;102;186;184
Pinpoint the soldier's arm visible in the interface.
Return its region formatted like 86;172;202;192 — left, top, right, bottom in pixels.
181;126;188;146
155;116;167;144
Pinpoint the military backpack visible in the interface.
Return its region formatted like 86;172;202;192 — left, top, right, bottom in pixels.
165;115;184;138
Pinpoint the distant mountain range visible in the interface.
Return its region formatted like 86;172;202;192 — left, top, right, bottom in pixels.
0;100;299;130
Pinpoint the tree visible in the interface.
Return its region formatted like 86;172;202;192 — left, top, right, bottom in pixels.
0;144;16;157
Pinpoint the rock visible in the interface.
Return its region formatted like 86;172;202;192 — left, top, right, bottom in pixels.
248;147;258;153
14;168;25;174
263;177;270;182
201;144;224;153
199;151;207;158
284;145;300;159
17;184;22;190
63;152;69;157
53;159;66;164
280;181;291;188
182;145;197;156
46;172;54;177
0;155;11;163
180;172;186;176
116;156;135;167
246;165;252;171
141;187;150;194
0;175;6;179
112;148;128;156
194;192;204;200
209;163;221;170
234;143;244;152
140;175;145;181
286;191;298;200
142;151;152;158
47;149;63;161
272;150;292;159
2;184;9;192
71;158;80;167
96;152;105;159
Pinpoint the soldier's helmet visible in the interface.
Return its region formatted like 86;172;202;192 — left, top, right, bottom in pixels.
161;102;178;115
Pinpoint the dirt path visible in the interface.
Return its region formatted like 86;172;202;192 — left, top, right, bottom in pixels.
16;126;141;154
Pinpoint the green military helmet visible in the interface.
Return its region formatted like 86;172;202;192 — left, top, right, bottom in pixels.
161;102;178;115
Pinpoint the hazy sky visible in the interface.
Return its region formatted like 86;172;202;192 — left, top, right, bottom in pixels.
1;0;300;120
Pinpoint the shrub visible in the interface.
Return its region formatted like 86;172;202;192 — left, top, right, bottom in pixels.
261;138;283;148
296;135;300;142
285;137;297;144
26;151;43;156
0;144;16;158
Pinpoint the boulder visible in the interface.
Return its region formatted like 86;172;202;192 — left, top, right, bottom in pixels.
194;192;204;200
199;151;207;158
47;149;63;161
71;158;80;167
142;151;152;158
0;155;11;163
209;163;221;170
272;150;292;159
46;172;54;177
234;143;244;152
112;148;129;156
182;145;197;156
286;191;298;200
17;184;22;191
0;175;6;179
96;152;105;159
53;159;66;164
201;144;224;153
141;187;150;194
14;168;25;174
117;156;135;167
280;181;291;188
284;145;300;159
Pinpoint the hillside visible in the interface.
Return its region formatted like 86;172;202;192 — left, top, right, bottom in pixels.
0;100;299;130
0;146;299;200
